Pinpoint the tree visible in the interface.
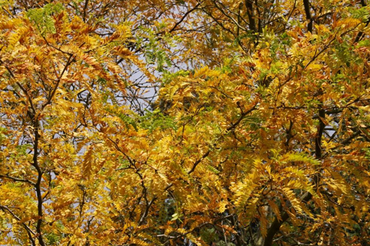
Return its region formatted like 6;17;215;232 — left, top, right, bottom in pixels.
0;0;369;245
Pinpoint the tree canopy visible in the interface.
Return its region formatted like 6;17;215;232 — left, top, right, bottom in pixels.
0;0;370;245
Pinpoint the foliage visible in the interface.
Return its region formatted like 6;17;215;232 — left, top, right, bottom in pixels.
0;0;370;245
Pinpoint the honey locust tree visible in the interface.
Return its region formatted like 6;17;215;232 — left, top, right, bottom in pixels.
0;0;370;245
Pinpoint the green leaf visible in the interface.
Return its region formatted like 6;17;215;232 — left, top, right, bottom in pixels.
26;3;64;34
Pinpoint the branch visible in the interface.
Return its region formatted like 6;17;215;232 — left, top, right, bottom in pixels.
264;95;325;245
82;0;89;22
0;205;36;246
0;56;44;245
0;174;35;186
303;0;313;32
227;102;258;131
168;2;202;33
106;136;135;167
188;150;211;174
32;122;45;246
42;53;75;109
354;0;370;43
201;8;236;37
245;0;256;32
211;0;247;32
0;58;37;117
187;102;257;175
264;192;312;246
138;197;157;225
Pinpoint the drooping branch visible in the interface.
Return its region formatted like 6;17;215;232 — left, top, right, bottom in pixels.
0;205;36;246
